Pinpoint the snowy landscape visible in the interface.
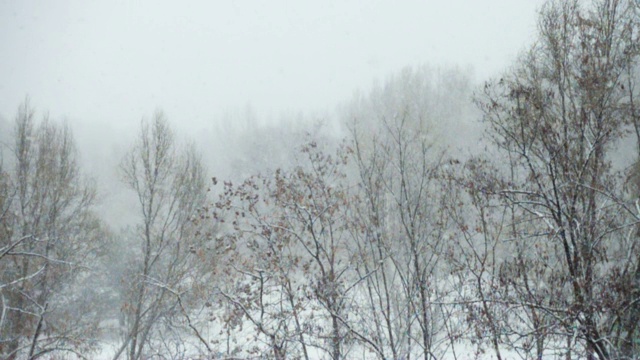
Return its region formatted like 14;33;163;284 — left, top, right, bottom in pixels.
2;0;640;359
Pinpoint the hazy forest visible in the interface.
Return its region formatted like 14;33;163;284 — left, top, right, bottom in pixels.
2;0;640;359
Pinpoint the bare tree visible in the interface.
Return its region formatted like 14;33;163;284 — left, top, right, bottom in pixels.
113;112;210;360
211;139;380;360
345;65;473;360
474;0;640;358
0;100;106;359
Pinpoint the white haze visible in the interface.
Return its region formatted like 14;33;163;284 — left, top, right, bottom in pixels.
0;1;544;227
1;1;544;118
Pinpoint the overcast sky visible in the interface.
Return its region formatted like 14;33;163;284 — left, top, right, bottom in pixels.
0;0;545;130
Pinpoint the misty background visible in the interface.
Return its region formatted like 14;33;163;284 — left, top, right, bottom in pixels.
0;0;545;227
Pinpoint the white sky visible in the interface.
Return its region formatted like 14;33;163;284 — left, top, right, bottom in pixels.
0;0;545;129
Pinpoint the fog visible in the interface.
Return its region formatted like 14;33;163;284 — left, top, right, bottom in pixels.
1;1;543;121
0;0;544;228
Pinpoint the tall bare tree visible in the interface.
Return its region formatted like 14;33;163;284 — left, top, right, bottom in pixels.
0;101;106;359
345;65;473;360
113;112;210;360
475;0;640;358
